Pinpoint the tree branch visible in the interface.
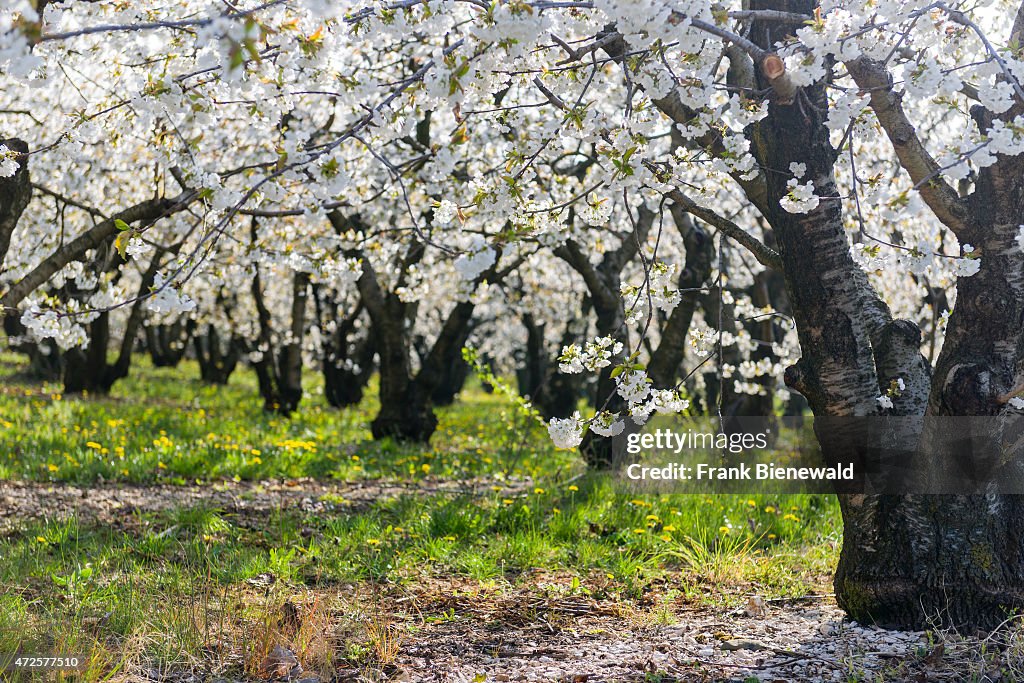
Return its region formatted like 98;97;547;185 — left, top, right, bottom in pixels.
846;57;970;235
1;190;195;310
553;239;619;311
665;188;782;271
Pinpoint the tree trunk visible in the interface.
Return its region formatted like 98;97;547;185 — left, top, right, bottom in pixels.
835;106;1024;628
579;295;629;467
62;313;112;394
63;253;161;394
554;209;654;467
430;316;473;407
743;0;979;629
323;339;374;407
647;208;714;389
370;303;438;440
195;325;240;385
250;267;309;415
146;320;192;368
518;314;581;420
0;138;31;272
3;314;63;381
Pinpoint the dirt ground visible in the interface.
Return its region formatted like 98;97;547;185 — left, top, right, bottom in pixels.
0;477;529;534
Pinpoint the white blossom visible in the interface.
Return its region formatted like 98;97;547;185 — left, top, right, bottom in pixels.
547;411;585;449
0;145;18;177
590;411;625;437
126;237;151;260
147;273;197;315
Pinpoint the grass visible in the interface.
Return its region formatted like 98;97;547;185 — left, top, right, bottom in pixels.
0;351;559;485
0;351;842;681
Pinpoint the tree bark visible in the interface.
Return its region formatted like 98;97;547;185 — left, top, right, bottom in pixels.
313;288;375;408
0;138;31;273
647;208;714;389
518;313;582;420
834;101;1024;628
249;266;309;416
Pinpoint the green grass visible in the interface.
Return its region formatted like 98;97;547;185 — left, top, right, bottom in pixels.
0;352;561;484
0;352;841;680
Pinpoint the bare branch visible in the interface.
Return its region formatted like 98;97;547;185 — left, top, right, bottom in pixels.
664;188;781;271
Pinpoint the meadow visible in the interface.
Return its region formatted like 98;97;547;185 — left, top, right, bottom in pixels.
0;353;840;681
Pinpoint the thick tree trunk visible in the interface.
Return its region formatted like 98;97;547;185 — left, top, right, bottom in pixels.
370;305;438;440
741;0;937;630
836;110;1024;628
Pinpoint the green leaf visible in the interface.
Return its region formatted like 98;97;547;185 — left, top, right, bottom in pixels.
114;219;130;232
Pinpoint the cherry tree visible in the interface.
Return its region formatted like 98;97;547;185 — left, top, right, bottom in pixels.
3;0;1024;629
